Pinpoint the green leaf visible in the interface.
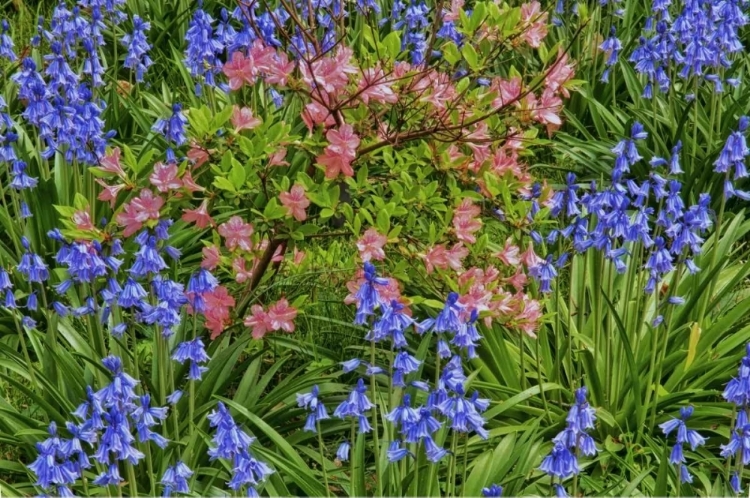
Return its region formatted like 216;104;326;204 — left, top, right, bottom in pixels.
383;31;402;59
461;44;480;71
376;210;390;234
230;160;246;189
443;42;461;65
213;176;237;193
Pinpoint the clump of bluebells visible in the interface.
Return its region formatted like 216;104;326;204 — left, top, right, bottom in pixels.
660;405;706;484
721;344;750;493
538;121;713;327
296;262;490;491
28;356;172;494
539;387;598;495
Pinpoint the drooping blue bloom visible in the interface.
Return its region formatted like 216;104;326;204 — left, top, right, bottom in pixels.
387;440;411;462
207;402;274;489
660;405;705;481
0;20;16;61
152;103;189;146
334;378;374;433
118;277;147;308
354;262;389;324
482;484;503;497
172;338;210;381
184;7;223;86
161;461;193;496
541;387;597;479
337;440;351;461
297;385;330;432
121;15;153;82
10;161;39;190
17;240;49;283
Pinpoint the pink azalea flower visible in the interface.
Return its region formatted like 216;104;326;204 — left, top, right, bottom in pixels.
267;298;298;333
204;286;235;339
423;244;448;273
116;189;164;237
465;122;491;164
490;77;522;109
201;245;221;270
301;101;336;132
150;162;183;192
533;88;563;135
131;189;164;220
223;51;257;90
244;305;274;340
515;294;542;338
271;243;284;263
182;199;214;229
445;243;469;270
218;216;254;251
96;180;125;208
249;40;276;71
520;243;544;269
452;199;483;244
317;123;360;178
181;170;204;192
443;0;464;21
292;248;306;265
358;67;398;105
187;144;210;168
232;257;253;283
300;47;357;94
263;52;295;86
73;210;95;231
268;148;289;167
505;270;528;292
279;184;310;221
116;205;143;237
231;105;262;133
520;1;548;48
458;284;492;314
495;238;521;266
545;49;575;98
356;228;387;262
99;147;126;178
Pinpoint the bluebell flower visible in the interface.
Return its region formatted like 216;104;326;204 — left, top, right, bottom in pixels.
17;243;49;283
417;292;462;334
161;461;193;496
482;484;503;497
731;471;743;493
118;277;147;308
297;385;330;432
386;394;420;428
541;387;597;479
337;440;351;461
553;483;569;497
0;20;16;61
334;379;374;432
387;440;411;462
723;343;750;406
184;7;223;86
172;338;210;381
152;103;189;146
122;15;153;82
341;358;362;373
166;390;183;405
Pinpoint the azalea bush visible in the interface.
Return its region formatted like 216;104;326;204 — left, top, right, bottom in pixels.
2;0;750;496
